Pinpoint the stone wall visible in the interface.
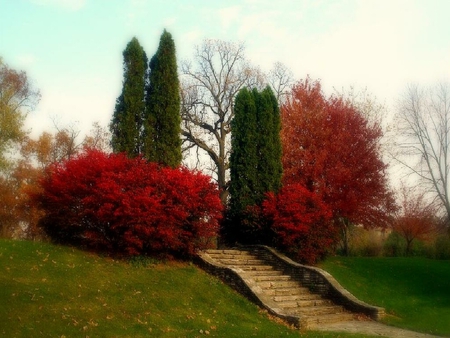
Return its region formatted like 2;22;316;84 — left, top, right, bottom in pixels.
252;245;385;320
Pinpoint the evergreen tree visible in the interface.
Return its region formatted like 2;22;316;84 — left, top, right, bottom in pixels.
229;88;258;216
228;86;282;244
110;37;147;157
144;29;181;167
256;86;282;196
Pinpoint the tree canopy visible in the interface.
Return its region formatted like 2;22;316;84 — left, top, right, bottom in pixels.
280;77;396;255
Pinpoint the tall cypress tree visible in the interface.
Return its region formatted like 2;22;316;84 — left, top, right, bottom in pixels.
228;86;282;244
110;37;147;157
256;86;282;196
229;88;258;216
144;29;181;167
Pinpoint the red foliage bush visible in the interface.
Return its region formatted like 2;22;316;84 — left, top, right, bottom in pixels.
263;184;336;264
36;149;223;257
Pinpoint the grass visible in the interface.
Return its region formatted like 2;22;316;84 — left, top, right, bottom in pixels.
0;239;375;338
319;256;450;337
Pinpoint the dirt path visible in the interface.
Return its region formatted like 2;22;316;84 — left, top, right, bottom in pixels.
317;320;441;338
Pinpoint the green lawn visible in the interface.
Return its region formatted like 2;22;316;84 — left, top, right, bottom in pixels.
1;240;375;338
319;256;450;337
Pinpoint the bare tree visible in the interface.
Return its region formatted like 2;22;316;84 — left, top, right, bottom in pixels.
268;61;294;104
180;40;264;204
21;121;111;169
83;121;112;153
392;83;450;225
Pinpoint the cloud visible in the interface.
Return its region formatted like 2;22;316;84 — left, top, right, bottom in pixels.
29;0;86;11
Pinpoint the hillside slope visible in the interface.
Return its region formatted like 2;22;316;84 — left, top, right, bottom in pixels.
1;240;373;338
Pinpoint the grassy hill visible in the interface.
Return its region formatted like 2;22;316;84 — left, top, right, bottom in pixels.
319;256;450;337
1;240;375;338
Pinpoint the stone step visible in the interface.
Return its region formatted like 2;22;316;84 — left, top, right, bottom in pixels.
302;312;355;329
275;298;332;309
272;294;322;302
251;275;292;282
241;270;284;277
206;250;257;257
205;249;252;256
264;287;310;296
216;258;266;266
257;280;302;289
288;305;345;316
239;265;275;271
207;254;258;260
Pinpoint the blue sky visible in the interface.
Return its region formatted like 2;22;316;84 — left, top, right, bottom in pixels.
1;0;450;137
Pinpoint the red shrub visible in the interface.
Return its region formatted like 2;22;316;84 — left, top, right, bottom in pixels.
36;149;222;257
263;184;336;264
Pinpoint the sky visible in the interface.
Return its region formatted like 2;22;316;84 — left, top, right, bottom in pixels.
1;0;450;139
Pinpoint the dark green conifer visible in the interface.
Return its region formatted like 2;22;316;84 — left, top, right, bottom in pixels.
229;88;259;216
256;86;282;196
144;29;181;167
110;37;147;157
228;86;282;244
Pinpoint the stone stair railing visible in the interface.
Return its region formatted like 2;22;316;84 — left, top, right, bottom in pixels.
195;245;385;330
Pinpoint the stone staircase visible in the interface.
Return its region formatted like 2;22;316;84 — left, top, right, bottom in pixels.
197;247;384;330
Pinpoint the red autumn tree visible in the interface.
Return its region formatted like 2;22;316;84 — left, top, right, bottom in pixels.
393;184;438;255
280;78;396;256
35;149;223;257
263;184;335;264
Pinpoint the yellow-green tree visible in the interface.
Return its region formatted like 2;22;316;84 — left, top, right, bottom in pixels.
0;58;40;171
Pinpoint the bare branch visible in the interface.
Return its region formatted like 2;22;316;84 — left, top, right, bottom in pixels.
180;39;263;203
390;83;450;223
268;62;294;104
